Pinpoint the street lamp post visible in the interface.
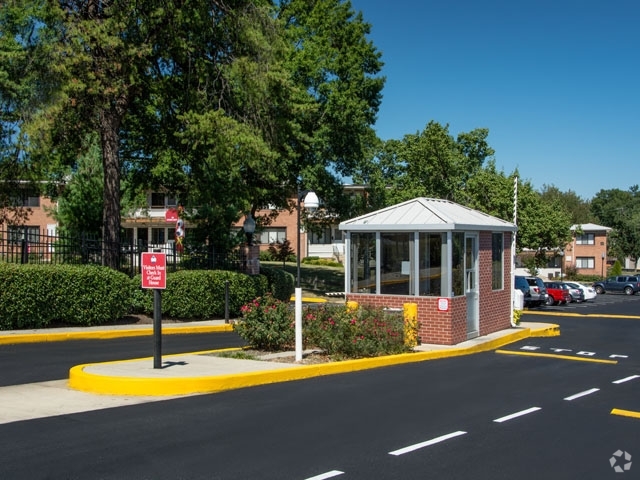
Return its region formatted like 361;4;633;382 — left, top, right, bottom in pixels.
243;214;255;246
559;250;565;281
601;252;606;279
295;187;319;362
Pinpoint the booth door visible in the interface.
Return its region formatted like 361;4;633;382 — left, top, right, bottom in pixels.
465;234;479;339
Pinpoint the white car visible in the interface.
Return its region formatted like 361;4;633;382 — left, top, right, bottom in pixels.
565;282;597;301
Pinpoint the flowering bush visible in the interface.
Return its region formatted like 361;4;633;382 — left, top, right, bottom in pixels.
233;294;294;350
512;309;522;326
234;297;412;358
304;304;410;359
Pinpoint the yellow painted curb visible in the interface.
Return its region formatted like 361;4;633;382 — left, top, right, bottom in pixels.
528;324;560;337
68;324;545;396
524;311;640;320
496;349;618;364
0;324;233;345
611;408;640;419
289;296;328;303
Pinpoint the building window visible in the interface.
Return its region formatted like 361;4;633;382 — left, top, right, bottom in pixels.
309;227;332;245
12;191;40;207
492;232;504;290
8;226;40;244
150;193;165;208
151;228;165;244
576;233;595;245
576;257;595;269
258;228;286;245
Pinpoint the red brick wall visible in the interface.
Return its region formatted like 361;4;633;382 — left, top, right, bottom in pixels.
0;197;57;232
478;231;512;337
565;231;608;276
346;231;513;345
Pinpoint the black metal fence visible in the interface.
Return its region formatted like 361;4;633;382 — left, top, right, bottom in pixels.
0;227;246;276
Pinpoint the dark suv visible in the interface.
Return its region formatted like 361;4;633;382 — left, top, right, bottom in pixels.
592;276;640;295
515;275;548;307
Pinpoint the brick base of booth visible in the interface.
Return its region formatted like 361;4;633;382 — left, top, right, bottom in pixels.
345;291;511;346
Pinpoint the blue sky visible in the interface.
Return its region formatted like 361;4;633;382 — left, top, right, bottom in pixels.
348;0;639;200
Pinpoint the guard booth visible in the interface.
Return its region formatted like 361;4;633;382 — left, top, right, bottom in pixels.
339;197;517;345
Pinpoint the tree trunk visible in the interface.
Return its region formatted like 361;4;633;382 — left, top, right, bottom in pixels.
100;108;122;269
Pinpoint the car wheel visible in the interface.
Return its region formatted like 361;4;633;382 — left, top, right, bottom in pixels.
624;286;634;295
546;296;555;306
595;286;604;294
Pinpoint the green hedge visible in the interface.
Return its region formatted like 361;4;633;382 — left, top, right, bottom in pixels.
0;263;131;329
131;270;269;319
259;265;294;301
0;264;284;330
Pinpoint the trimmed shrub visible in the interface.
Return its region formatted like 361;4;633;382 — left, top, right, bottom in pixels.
302;257;343;268
0;264;131;329
259;265;294;301
131;270;269;319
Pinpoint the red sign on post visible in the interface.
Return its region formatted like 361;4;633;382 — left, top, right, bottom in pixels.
141;252;167;289
165;208;179;223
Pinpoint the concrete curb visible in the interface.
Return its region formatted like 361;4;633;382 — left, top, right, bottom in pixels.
68;323;560;397
0;324;233;345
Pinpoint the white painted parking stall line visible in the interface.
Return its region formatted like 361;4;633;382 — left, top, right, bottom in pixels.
304;470;344;480
493;406;541;423
388;430;467;456
613;375;640;384
564;388;600;401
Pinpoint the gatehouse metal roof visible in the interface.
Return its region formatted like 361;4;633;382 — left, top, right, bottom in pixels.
339;197;517;232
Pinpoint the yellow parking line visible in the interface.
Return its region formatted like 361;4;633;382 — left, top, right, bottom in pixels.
495;349;618;364
611;408;640;419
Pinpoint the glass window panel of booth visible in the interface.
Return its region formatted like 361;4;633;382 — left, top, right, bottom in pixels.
451;232;465;296
380;232;412;296
350;233;376;293
419;233;444;296
492;232;504;290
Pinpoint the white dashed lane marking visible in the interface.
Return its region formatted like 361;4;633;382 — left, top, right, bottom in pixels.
564;388;600;401
388;430;467;456
304;470;344;480
492;406;541;423
613;375;640;384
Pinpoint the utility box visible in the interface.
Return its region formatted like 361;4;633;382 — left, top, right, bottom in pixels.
513;288;524;310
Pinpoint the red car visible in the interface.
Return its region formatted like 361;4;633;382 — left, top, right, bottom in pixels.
544;282;571;305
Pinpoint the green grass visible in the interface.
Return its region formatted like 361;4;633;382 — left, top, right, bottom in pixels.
261;261;345;297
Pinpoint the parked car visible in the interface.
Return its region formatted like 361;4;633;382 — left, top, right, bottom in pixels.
544;281;572;305
592;276;640;295
515;276;547;307
564;282;597;301
561;282;585;302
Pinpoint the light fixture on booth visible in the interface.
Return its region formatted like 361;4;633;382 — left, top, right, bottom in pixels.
243;214;256;246
295;188;319;362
